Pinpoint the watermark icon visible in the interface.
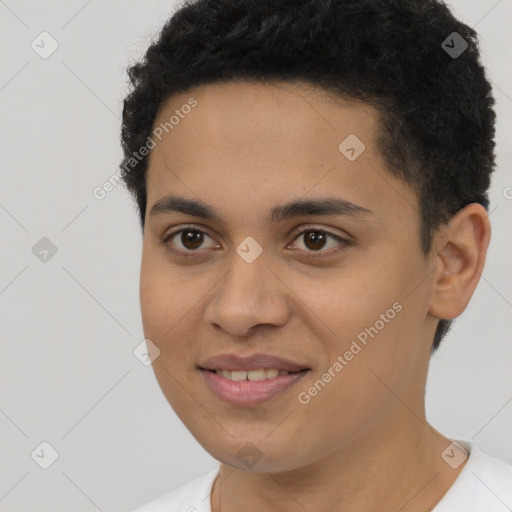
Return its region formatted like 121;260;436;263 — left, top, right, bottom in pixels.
338;134;366;161
133;338;161;366
236;236;263;263
441;441;468;469
298;301;403;405
441;32;468;59
31;31;59;59
503;187;512;200
236;442;263;468
31;441;59;469
32;237;58;263
92;97;197;200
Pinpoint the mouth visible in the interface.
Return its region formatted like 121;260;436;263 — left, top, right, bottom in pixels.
201;368;310;381
199;368;311;406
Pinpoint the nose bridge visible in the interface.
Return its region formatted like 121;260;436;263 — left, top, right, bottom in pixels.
226;251;269;303
204;249;289;335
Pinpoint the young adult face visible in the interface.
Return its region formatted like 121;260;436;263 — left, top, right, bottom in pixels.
139;80;473;473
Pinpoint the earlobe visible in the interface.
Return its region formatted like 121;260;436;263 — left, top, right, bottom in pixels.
428;203;491;320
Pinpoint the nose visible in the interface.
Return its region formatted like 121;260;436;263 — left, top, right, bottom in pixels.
203;255;290;337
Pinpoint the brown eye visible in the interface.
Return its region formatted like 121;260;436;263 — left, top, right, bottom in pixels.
163;227;217;256
302;231;328;251
180;230;205;250
290;228;349;257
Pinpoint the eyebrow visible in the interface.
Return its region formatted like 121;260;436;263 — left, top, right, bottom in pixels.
149;195;374;224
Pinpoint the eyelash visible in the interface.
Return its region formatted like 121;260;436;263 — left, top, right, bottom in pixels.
161;225;351;260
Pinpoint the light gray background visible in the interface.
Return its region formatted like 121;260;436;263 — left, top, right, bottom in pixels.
0;0;511;510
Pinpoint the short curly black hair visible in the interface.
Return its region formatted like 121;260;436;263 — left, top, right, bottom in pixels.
120;0;496;353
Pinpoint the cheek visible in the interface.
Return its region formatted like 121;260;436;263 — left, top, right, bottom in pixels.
308;263;420;394
140;261;200;411
139;249;206;376
139;246;185;328
292;315;415;453
139;266;166;337
298;366;392;427
311;270;398;344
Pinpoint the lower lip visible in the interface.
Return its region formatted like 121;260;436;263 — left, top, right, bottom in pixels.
200;369;310;407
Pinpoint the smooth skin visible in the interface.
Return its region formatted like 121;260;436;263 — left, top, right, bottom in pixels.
139;81;491;512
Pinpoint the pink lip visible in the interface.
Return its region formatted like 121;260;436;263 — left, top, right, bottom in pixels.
200;369;310;407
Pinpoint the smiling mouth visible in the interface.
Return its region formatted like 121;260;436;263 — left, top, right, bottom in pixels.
203;368;309;381
200;367;311;407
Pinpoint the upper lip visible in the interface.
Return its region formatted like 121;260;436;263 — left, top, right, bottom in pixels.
198;353;311;372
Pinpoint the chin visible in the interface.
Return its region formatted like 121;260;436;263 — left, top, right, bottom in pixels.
196;434;308;473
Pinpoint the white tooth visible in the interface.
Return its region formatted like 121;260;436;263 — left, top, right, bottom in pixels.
247;369;267;381
216;369;288;380
230;371;248;381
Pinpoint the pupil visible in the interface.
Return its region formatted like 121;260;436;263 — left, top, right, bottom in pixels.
306;231;325;250
183;230;203;249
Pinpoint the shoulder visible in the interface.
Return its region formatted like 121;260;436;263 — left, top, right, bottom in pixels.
133;466;220;512
434;440;512;512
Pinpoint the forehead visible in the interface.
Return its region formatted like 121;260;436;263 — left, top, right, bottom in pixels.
150;80;378;167
145;80;417;228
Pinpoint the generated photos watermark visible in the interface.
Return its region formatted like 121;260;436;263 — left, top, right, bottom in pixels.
92;97;198;200
298;301;403;405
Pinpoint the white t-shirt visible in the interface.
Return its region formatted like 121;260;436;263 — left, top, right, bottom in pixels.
134;440;512;511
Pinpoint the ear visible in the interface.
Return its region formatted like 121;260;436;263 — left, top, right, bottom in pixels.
428;203;491;320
